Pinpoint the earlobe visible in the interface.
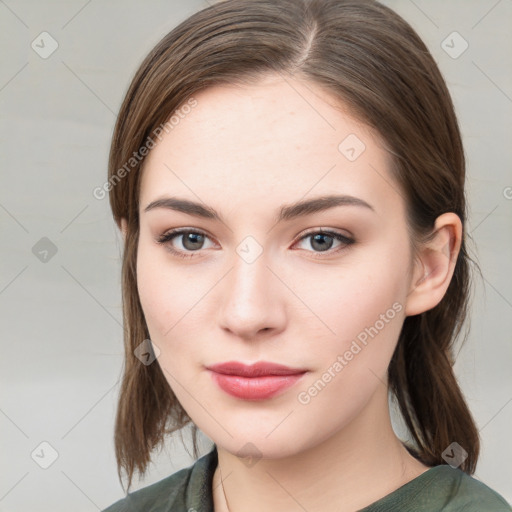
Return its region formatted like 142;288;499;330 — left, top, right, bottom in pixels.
404;213;462;317
120;218;128;242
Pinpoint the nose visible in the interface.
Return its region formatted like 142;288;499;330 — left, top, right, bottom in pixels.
217;248;287;341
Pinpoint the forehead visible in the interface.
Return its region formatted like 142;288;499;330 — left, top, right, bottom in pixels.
139;76;402;218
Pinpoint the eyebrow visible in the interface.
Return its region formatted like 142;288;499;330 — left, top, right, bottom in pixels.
143;194;375;223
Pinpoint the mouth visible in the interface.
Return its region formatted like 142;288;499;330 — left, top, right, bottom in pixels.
206;361;308;400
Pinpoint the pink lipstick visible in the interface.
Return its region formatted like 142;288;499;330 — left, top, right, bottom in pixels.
206;361;307;400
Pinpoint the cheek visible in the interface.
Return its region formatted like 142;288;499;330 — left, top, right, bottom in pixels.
136;239;193;333
292;271;405;429
136;247;169;334
136;228;410;383
297;255;405;342
291;251;408;401
135;241;211;376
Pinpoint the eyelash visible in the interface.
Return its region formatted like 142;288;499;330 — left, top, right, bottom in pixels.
156;228;355;260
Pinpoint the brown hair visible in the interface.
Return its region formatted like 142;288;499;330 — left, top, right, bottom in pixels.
107;0;480;492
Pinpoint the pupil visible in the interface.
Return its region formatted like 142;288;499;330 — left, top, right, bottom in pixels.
312;233;333;252
184;233;203;250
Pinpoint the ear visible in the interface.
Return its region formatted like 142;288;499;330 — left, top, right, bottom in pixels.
404;212;462;317
119;218;128;242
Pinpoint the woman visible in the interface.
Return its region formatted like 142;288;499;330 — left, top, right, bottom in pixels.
102;0;512;510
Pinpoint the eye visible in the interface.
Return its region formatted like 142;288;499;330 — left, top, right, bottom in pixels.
156;227;355;259
156;228;215;259
293;229;354;257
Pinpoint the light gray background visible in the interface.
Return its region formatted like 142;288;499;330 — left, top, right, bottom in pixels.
0;0;511;510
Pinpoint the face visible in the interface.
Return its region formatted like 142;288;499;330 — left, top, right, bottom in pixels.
136;74;416;459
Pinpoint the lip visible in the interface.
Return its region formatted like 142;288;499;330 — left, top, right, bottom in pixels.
206;361;308;400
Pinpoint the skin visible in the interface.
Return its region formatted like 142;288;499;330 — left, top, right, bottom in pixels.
121;74;462;512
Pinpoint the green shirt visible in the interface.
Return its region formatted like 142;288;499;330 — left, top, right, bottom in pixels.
102;445;512;511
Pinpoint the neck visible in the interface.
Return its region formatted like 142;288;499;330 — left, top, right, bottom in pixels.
212;386;430;512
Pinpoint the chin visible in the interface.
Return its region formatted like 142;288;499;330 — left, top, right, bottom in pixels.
206;418;328;462
218;436;301;461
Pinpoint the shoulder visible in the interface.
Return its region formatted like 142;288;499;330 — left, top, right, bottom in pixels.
423;465;512;511
101;446;217;512
101;466;192;512
361;464;512;512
